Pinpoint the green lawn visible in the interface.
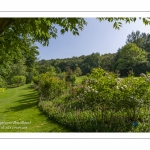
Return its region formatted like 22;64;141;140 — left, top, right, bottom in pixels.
0;84;70;132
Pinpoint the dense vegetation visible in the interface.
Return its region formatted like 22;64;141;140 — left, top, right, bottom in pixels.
35;68;150;132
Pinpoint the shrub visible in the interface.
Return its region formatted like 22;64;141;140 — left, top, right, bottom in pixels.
11;76;26;87
57;72;66;80
0;77;6;88
90;67;106;78
26;72;33;83
39;73;66;100
0;88;6;93
33;75;41;85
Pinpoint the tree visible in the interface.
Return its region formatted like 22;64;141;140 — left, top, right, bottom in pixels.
0;18;87;49
125;31;150;73
75;67;82;76
97;17;150;30
114;43;148;76
0;18;88;66
1;18;150;55
1;18;150;36
100;53;116;71
126;30;148;49
65;67;76;85
82;52;101;74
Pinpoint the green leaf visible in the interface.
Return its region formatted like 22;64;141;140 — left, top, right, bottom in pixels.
60;29;65;35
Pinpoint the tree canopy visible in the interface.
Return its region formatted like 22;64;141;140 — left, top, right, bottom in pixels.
0;17;150;59
114;43;148;76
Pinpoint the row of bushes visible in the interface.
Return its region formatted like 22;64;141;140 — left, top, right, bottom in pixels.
35;68;150;131
0;76;26;89
39;101;150;132
11;76;26;87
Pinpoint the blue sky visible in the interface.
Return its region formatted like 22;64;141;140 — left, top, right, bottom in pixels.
36;18;150;60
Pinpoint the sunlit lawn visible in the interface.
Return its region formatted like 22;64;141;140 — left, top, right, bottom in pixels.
0;84;70;132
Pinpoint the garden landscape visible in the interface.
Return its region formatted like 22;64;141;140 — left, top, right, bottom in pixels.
1;18;150;132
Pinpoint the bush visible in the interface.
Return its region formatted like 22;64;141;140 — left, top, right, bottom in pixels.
11;76;26;87
76;69;150;122
26;72;33;83
0;77;6;88
38;73;66;100
57;72;66;80
33;75;41;85
0;88;6;93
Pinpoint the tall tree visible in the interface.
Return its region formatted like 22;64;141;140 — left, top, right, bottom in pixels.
126;30;147;49
100;53;116;71
82;52;101;74
114;43;148;76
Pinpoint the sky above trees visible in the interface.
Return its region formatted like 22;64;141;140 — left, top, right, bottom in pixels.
36;18;150;60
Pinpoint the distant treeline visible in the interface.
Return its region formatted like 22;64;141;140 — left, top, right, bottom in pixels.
36;30;150;77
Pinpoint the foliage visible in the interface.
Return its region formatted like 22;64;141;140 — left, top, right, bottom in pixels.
114;43;148;76
26;71;33;84
90;67;106;78
37;72;66;100
36;52;101;76
57;72;66;80
0;88;6;93
11;76;26;87
39;68;150;132
97;17;150;30
37;63;56;75
100;53;116;71
0;18;87;60
126;30;147;49
0;77;6;88
65;68;76;85
81;53;101;74
75;67;82;76
33;75;41;85
0;41;38;85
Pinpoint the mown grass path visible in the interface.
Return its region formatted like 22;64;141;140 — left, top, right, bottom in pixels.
0;84;70;132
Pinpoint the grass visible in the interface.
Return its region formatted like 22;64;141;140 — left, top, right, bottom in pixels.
75;76;86;84
0;84;70;132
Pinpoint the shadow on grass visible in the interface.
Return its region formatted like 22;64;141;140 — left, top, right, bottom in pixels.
4;85;39;112
20;84;35;91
